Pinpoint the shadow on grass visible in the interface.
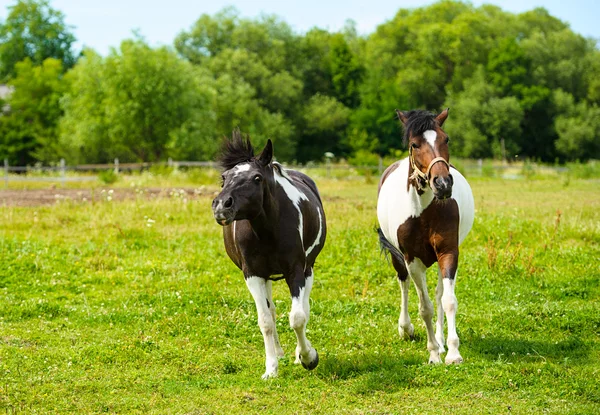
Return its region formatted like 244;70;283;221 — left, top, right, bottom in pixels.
317;350;424;393
467;335;591;363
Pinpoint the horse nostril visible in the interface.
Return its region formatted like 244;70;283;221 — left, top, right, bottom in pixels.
448;174;454;186
433;176;441;187
224;197;233;208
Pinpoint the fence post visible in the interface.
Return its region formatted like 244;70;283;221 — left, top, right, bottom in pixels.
168;157;173;168
114;158;119;175
4;158;8;188
60;158;66;188
378;156;383;175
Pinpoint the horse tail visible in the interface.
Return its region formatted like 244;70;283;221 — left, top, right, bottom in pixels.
376;227;405;265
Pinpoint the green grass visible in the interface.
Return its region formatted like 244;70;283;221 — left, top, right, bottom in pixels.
1;175;599;414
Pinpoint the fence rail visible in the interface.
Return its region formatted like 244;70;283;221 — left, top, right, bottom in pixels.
2;157;575;188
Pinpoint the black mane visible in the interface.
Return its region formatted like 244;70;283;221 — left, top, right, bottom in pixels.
401;110;438;145
218;129;256;171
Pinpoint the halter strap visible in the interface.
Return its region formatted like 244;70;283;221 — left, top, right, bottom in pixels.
409;147;450;189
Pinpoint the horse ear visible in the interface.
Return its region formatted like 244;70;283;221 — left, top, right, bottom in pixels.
396;109;409;126
436;108;449;126
258;139;273;166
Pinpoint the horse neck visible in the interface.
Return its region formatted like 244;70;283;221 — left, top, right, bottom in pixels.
248;184;279;240
407;161;434;208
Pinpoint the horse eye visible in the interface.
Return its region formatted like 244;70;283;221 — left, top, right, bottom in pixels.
220;175;225;188
254;175;262;183
445;136;450;144
411;142;419;149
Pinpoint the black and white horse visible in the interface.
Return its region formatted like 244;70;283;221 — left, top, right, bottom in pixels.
212;131;326;379
377;109;475;364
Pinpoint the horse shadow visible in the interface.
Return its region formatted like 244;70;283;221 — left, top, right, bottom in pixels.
315;349;425;393
312;335;591;393
465;335;591;363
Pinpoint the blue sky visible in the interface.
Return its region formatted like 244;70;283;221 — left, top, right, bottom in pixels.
0;0;598;55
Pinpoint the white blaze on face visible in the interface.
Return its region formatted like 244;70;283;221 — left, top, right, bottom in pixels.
232;163;251;177
274;168;309;245
423;130;437;148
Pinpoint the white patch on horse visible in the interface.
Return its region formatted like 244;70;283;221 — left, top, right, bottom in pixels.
377;158;434;250
232;163;251;177
423;130;437;148
290;281;317;367
274;168;308;245
305;208;323;257
246;276;279;379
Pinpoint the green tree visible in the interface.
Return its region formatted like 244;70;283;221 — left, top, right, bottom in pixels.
553;89;600;159
444;68;523;159
0;0;77;80
329;34;363;108
60;41;216;163
296;94;350;162
0;57;65;164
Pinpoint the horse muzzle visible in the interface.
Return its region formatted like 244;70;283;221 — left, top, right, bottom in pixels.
432;175;453;200
212;196;235;226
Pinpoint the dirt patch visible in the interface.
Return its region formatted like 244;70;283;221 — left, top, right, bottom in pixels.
0;187;218;207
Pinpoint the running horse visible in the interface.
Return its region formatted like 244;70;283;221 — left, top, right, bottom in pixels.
377;109;474;364
212;130;326;379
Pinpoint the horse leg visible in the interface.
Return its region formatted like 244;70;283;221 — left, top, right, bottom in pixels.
265;280;284;358
439;254;462;364
289;267;319;370
392;255;414;339
407;259;441;364
435;267;446;354
246;276;279;379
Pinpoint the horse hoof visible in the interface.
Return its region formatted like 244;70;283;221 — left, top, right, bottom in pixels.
445;354;463;365
399;323;414;340
301;350;319;370
261;370;278;380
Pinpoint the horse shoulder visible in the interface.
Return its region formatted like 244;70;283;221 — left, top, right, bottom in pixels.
378;160;402;194
449;167;475;245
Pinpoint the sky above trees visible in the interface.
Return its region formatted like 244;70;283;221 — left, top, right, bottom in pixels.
0;0;597;55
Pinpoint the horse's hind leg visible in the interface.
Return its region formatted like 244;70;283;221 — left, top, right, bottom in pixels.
246;276;279;379
265;280;284;358
392;255;414;339
289;267;319;370
407;259;442;364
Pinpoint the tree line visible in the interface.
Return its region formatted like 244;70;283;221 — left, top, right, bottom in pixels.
0;0;599;166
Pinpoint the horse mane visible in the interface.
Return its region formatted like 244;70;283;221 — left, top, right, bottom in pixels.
218;129;256;171
401;110;438;146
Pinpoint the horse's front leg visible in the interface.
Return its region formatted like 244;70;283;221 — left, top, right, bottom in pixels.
435;267;446;354
407;259;441;364
288;266;319;370
439;253;462;364
245;276;279;379
265;280;285;358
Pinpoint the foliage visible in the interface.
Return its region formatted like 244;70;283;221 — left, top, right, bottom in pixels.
59;41;217;163
0;58;65;164
0;0;76;80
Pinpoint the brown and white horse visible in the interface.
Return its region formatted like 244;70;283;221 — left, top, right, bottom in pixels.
377;109;474;364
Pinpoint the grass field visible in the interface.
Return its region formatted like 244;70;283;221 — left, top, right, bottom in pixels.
1;171;599;414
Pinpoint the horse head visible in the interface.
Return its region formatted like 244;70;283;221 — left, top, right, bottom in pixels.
212;131;274;226
396;108;453;199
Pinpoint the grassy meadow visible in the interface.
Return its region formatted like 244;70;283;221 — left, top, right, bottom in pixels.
0;169;599;414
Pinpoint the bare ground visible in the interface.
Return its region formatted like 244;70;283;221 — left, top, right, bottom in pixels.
0;187;217;207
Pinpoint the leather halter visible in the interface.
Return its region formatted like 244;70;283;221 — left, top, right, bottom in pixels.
409;145;450;190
